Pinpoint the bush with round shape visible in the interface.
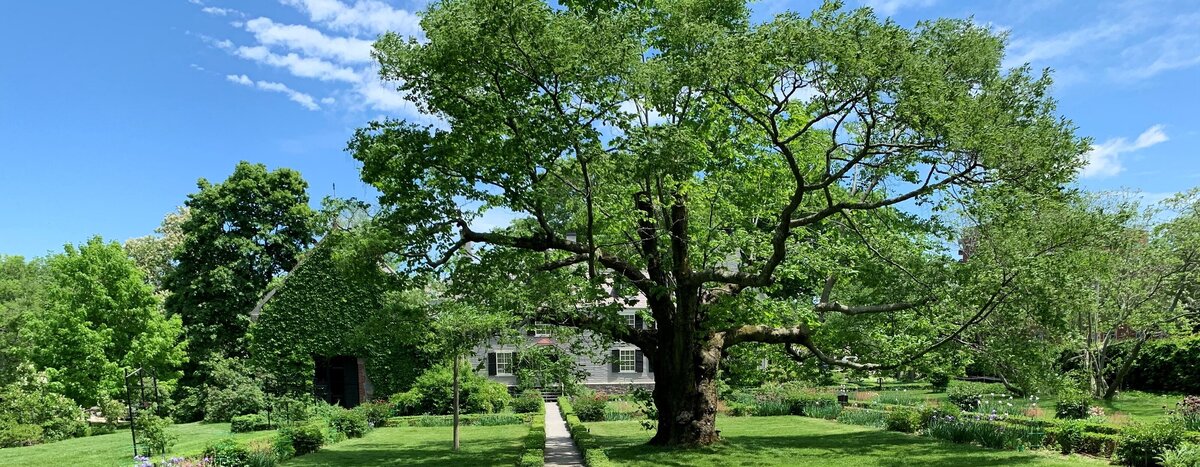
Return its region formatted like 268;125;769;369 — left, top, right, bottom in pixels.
929;372;951;391
885;407;921;433
354;400;392;426
0;421;43;448
204;438;250;466
231;413;271;433
328;408;369;438
514;390;544;414
572;393;608;422
1055;390;1091;420
280;422;325;456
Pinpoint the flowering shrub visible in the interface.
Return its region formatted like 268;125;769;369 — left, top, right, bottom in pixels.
1055;390;1091;420
571;393;609;422
1172;396;1200;432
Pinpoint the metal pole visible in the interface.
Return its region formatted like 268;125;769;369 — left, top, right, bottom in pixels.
124;368;138;457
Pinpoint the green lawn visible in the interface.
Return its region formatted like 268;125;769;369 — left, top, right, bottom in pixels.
281;424;529;467
0;422;276;467
587;417;1108;466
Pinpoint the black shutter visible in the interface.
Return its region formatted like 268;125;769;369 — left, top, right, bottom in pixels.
487;352;497;376
634;314;644;330
635;350;644;373
527;327;535;337
611;349;620;373
512;352;520;371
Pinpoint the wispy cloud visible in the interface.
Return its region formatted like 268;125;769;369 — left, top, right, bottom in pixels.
226;74;321;111
1112;14;1200;81
861;0;936;16
1004;22;1131;69
192;0;421;114
280;0;422;37
1081;125;1169;179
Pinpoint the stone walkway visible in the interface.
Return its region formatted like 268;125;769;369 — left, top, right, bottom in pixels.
544;401;584;466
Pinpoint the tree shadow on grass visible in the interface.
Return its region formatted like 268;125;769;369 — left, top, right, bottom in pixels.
597;430;1065;467
282;436;521;467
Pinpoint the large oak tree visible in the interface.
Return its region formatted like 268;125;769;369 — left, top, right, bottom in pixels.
351;0;1087;445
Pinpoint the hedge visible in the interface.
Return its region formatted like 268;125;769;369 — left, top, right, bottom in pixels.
385;413;531;427
1125;335;1200;394
558;398;615;467
516;403;546;467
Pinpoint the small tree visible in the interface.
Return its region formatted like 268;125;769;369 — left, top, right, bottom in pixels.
388;288;511;450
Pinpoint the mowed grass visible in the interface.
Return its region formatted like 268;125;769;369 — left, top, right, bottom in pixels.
282;424;528;467
587;417;1108;466
0;422;276;467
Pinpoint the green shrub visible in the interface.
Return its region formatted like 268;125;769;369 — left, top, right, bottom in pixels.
0;421;43;447
1158;442;1200;467
929;372;951;391
0;379;86;442
280;422;325;456
328;408;370;438
199;356;267;423
726;402;754;417
926;416;975;445
389;390;421;416
464;379;512;414
1056;420;1084;454
245;438;280;467
1055;390;1091;420
355;400;392;427
1077;432;1119;458
231;413;270;433
135;413;177;456
204;438;251;466
1117;422;1186;467
519;449;545;467
272;431;296;461
886;407;921;433
572;393;608;422
946;383;989;412
388;364;511;415
1127;335;1200;395
513;390;544;414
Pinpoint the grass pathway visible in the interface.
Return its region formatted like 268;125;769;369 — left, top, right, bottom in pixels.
586;416;1109;466
281;424;528;466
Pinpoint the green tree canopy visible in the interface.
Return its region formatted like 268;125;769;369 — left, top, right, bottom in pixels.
352;0;1086;445
26;237;186;406
166;161;316;365
0;255;48;385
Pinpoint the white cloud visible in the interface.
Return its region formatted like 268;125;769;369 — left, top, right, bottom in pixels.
201;6;242;17
1081;125;1168;179
243;17;374;64
226;74;321;110
235;46;361;83
1112;15;1200;81
320;96;335;105
1004;22;1131;69
279;0;422;37
861;0;936;16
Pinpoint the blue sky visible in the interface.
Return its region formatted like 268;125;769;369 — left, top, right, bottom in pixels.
1;0;1197;259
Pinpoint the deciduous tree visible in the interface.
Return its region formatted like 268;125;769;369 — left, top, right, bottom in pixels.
352;0;1086;445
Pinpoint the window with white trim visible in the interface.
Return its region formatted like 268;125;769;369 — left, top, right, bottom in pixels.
625;313;636;328
495;351;514;376
619;349;636;373
533;322;551;337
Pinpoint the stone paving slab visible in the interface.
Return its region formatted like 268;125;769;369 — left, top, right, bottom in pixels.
544;401;585;467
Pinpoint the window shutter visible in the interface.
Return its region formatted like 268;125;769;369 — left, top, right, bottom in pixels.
527;327;535;337
611;349;620;373
635;314;644;330
512;352;520;371
487;352;497;376
635;350;644;373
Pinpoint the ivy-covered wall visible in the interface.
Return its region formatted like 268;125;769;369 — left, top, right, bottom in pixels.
248;232;425;397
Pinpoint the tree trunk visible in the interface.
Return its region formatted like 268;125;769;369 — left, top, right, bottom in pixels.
647;305;722;446
1103;335;1146;400
452;356;460;451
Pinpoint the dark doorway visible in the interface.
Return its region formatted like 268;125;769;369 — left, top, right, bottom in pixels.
313;355;361;408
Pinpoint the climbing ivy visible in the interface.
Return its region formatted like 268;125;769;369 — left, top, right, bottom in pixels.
248;232;426;397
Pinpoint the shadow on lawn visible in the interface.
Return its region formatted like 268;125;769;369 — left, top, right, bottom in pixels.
598;431;1057;467
282;437;519;467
